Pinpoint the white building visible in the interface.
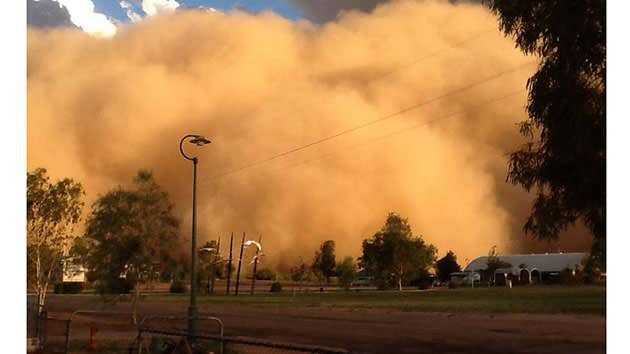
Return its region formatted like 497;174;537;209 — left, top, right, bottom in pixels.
62;261;86;283
463;252;587;284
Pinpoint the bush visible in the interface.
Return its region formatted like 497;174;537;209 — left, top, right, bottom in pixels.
270;282;283;293
560;268;584;286
255;268;276;280
54;282;84;294
170;280;188;293
95;278;133;294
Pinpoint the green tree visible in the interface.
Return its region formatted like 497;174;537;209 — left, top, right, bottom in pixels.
27;168;84;314
82;170;179;323
312;240;336;283
359;213;437;291
485;1;605;269
436;251;461;283
336;257;357;291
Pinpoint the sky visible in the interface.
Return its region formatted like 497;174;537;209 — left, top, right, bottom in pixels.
27;0;304;37
92;0;303;21
27;0;401;36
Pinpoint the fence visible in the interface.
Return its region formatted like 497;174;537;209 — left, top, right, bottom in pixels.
32;310;357;354
32;310;137;353
136;330;357;354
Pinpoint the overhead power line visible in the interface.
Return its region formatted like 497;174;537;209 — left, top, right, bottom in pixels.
199;89;525;186
201;61;536;183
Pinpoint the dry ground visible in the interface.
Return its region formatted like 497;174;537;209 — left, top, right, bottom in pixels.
38;288;605;354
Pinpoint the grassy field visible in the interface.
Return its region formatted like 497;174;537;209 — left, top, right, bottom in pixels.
127;286;605;315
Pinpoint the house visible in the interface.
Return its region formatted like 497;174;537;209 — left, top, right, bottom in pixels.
463;252;587;285
62;260;86;283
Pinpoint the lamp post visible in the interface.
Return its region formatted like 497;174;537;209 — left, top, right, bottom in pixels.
244;239;263;295
179;134;211;340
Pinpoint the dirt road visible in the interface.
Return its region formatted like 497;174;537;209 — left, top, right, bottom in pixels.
42;297;605;354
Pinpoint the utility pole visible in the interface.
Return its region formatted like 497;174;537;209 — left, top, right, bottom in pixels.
235;232;245;296
250;235;262;295
226;233;233;295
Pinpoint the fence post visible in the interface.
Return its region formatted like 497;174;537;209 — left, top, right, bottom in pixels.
64;319;71;354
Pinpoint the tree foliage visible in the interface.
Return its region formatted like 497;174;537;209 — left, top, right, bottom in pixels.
359;213;437;291
482;246;512;284
336;256;357;290
290;259;307;282
436;250;461;283
81;170;179;322
27;168;84;313
312;240;336;283
485;1;605;265
199;240;225;279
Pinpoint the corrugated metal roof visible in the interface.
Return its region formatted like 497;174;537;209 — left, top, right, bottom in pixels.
463;252;587;273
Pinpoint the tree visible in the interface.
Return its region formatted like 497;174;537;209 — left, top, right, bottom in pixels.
198;240;225;293
82;170;179;323
485;1;605;269
255;268;276;280
312;240;336;283
27;168;84;314
290;259;307;283
483;246;512;285
436;251;461;283
336;257;357;290
359;213;437;291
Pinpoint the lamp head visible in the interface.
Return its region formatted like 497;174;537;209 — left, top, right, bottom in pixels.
190;135;211;146
244;240;262;252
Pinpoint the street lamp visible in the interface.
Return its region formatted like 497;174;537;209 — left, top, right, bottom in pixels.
179;134;211;340
244;240;263;295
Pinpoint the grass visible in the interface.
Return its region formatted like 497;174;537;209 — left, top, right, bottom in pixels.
49;285;605;315
139;285;606;315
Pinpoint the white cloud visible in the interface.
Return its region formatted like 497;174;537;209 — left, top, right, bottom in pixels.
54;0;117;37
120;1;143;23
141;0;180;16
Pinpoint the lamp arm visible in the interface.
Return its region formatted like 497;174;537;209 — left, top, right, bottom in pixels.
179;134;198;161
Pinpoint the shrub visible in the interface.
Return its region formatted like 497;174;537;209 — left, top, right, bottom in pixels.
95;278;133;294
255;268;276;280
270;282;283;293
169;280;188;293
53;282;84;294
560;268;584;286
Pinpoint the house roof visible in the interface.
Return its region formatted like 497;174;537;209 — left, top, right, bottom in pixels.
463;252;587;273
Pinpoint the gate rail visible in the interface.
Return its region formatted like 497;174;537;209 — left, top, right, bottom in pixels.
136;315;225;354
65;310;137;354
137;327;356;354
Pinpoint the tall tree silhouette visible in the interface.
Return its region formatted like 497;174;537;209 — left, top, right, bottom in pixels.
486;1;605;266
